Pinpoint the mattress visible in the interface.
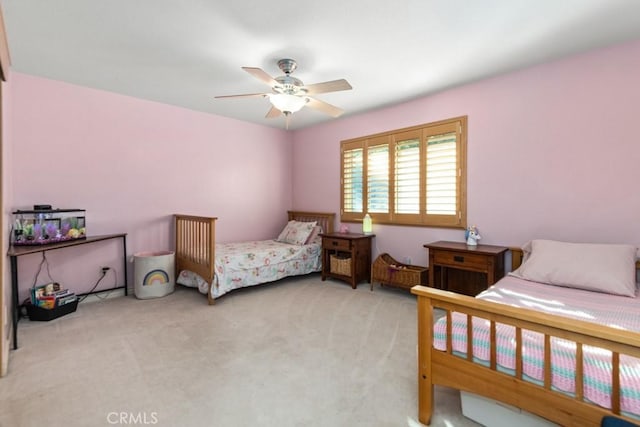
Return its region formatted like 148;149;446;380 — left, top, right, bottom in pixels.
177;239;321;299
433;276;640;417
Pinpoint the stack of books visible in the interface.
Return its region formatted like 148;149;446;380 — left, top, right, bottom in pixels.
31;282;77;309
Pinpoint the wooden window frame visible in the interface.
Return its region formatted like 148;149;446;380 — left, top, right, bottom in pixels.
340;116;467;229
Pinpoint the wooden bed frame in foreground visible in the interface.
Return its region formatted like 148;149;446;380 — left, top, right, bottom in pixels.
175;211;335;305
411;248;640;426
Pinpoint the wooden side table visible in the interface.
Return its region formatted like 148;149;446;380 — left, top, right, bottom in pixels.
320;233;374;289
423;241;508;296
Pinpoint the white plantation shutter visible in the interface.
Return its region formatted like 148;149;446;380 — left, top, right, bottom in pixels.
367;143;389;213
342;147;363;214
426;132;457;215
395;138;420;214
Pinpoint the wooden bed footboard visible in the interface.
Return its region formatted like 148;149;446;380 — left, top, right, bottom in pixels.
175;214;217;304
411;285;640;426
174;211;335;305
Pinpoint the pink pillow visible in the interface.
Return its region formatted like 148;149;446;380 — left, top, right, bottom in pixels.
510;240;637;297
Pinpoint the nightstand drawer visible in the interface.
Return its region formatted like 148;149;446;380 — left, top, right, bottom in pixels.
433;251;488;270
322;238;351;251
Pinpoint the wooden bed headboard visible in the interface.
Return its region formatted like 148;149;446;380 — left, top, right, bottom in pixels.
510;247;525;271
288;210;335;234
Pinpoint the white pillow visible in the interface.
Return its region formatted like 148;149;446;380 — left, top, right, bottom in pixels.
276;220;317;245
510;240;637;297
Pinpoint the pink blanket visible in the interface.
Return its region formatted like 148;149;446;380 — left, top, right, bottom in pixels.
433;276;640;416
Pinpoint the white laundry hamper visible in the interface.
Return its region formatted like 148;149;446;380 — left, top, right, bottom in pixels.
133;251;175;299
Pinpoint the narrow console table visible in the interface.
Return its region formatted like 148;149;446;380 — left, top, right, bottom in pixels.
8;233;128;349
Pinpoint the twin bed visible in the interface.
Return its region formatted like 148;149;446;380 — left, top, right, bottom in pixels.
413;240;640;426
174;211;334;304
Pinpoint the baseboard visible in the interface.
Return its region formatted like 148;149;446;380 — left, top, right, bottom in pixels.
79;288;127;304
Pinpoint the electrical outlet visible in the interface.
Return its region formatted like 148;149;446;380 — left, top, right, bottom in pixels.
101;266;110;274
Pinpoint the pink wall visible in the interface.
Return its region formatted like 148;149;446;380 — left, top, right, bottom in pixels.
292;39;640;268
9;73;293;300
8;38;640;300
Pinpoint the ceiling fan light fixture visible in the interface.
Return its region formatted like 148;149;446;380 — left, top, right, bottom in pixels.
217;59;352;124
269;93;307;114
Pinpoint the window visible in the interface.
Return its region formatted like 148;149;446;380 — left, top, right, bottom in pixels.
366;137;389;214
340;116;467;228
342;145;363;214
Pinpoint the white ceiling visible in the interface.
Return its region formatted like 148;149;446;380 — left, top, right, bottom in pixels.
2;0;640;130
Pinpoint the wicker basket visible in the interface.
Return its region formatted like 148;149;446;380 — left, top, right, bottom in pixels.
330;254;351;276
371;253;428;290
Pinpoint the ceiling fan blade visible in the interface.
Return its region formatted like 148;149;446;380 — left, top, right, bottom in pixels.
303;79;352;95
306;97;345;118
265;106;282;119
242;67;279;87
214;93;267;99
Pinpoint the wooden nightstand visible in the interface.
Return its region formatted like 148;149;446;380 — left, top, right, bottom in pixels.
423;241;508;296
320;233;374;289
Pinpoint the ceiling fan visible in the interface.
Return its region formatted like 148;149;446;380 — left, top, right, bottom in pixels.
215;58;352;127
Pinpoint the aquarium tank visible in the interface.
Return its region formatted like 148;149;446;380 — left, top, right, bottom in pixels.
12;208;86;246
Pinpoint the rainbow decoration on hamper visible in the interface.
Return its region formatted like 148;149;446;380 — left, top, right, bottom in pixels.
143;269;170;286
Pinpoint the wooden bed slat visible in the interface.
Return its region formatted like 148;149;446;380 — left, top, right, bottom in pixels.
446;311;452;354
466;314;473;361
544;334;551;389
175;214;216;304
612;351;621;415
490;321;497;371
576;343;584;401
515;327;523;379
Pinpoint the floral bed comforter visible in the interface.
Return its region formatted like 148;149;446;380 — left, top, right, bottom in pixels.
177;239;321;299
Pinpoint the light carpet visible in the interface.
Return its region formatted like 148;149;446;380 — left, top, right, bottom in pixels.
0;274;480;427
